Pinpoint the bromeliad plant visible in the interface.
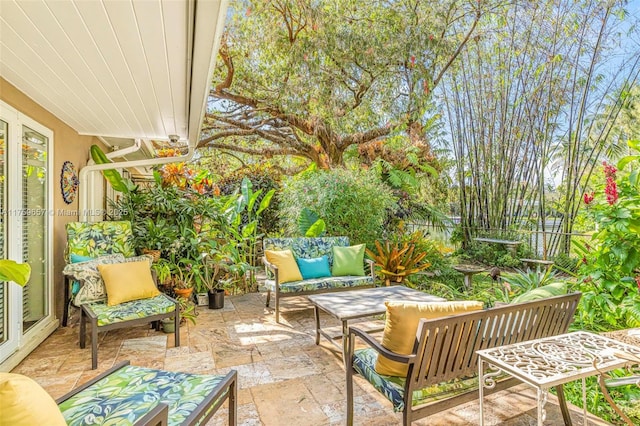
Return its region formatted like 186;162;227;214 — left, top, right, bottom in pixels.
575;140;640;331
366;236;431;286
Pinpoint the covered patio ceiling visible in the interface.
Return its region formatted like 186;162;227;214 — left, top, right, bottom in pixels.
0;0;228;149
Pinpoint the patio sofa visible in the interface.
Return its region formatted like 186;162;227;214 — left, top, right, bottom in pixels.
263;237;375;322
346;292;582;425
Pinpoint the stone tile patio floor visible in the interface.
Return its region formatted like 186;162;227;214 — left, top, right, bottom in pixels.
13;292;610;425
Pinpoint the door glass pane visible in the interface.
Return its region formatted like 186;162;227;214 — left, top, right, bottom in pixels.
0;120;6;344
22;126;48;333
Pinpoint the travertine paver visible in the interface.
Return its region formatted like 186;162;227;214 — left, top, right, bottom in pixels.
11;292;610;425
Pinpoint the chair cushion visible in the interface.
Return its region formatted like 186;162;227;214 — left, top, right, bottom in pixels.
353;348;479;413
511;282;567;304
296;256;331;279
63;254;126;305
332;244;366;276
265;249;303;283
0;372;66;426
263;275;373;293
65;220;135;259
64;255;153;305
263;237;350;270
98;261;160;306
85;294;175;326
58;364;229;426
375;300;484;376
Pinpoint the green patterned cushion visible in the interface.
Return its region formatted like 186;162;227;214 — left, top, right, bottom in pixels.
66;221;135;260
352;348;478;412
85;294;175;326
58;364;229;426
264;275;372;293
264;237;350;266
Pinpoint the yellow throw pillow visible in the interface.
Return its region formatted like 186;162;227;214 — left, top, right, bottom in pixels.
375;300;484;377
98;261;160;306
0;372;67;426
265;249;303;283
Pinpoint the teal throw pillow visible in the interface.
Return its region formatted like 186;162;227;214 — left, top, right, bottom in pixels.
332;244;366;276
70;254;94;295
71;254;94;263
511;282;567;304
296;256;331;279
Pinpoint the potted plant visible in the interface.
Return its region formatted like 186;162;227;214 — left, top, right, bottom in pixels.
197;257;230;309
171;258;197;299
161;296;198;332
133;218;177;261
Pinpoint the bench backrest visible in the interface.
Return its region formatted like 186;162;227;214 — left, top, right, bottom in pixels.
409;292;581;390
65;221;135;262
263;237;350;267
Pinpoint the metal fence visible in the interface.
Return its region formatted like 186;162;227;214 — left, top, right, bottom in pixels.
405;219;592;258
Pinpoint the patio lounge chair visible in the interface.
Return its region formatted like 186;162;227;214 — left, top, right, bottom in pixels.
63;221;137;326
56;361;238;425
63;221;179;369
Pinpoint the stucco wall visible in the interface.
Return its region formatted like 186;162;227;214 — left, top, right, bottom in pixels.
0;77;105;323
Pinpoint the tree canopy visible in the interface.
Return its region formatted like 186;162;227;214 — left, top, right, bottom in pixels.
200;0;494;168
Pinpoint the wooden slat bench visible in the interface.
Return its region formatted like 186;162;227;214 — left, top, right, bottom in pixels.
346;292;581;425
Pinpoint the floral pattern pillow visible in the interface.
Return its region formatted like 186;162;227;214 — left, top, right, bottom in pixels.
63;255;153;305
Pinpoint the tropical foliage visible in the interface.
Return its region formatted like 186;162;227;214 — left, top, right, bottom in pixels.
278;167;395;246
0;259;31;286
575;146;640;331
201;0;493;168
366;239;430;286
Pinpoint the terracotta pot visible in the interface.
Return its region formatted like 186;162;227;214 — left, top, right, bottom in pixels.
174;287;193;299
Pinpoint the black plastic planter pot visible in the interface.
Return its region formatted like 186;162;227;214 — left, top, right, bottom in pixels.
208;289;225;309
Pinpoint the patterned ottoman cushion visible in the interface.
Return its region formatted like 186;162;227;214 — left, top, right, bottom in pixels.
58;365;228;426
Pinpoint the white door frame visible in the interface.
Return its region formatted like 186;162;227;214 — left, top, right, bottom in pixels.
0;100;56;367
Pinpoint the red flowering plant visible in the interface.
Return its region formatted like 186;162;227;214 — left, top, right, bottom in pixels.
574;142;640;331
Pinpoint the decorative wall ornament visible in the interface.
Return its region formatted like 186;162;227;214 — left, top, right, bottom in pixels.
60;161;79;204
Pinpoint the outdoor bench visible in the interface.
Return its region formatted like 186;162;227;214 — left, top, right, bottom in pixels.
346;292;582;425
263;237;375;322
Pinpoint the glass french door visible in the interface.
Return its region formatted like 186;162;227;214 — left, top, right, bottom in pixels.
21;126;49;333
0;101;53;364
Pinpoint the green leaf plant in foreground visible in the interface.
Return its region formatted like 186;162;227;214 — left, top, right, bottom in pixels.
0;260;31;286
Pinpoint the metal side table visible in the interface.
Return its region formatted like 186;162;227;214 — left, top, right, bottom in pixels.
478;331;640;426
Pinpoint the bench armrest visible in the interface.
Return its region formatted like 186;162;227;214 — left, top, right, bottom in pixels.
348;326;415;364
365;258;375;280
262;257;279;284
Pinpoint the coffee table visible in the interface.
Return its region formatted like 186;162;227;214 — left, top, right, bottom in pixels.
477;331;640;425
308;286;446;365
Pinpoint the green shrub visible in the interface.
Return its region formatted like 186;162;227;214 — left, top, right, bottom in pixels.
278;168;396;246
218;165;282;235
